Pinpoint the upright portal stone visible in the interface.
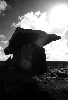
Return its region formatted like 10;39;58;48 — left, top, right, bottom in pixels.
20;43;32;74
32;45;46;75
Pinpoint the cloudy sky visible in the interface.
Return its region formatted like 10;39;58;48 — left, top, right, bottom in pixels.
0;0;68;61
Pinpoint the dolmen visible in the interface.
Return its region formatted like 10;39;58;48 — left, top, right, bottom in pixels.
2;27;61;99
4;27;61;77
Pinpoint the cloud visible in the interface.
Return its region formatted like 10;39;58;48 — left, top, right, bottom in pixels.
0;53;10;61
0;0;11;15
0;35;6;39
12;11;53;33
0;46;3;50
1;40;8;44
0;45;12;61
0;0;7;13
62;28;68;40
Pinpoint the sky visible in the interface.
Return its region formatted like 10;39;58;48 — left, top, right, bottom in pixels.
0;0;68;61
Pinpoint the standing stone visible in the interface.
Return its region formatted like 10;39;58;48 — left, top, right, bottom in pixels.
32;44;46;75
20;43;32;75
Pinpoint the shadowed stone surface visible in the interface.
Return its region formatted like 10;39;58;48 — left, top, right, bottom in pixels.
4;27;61;76
0;27;61;99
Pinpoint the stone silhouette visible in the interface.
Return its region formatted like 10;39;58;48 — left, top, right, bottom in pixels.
1;27;61;99
4;27;61;76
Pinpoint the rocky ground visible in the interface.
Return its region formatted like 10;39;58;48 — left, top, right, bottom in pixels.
0;61;68;100
34;71;68;100
0;63;51;100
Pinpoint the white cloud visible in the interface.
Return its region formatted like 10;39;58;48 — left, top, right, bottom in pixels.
0;46;3;50
12;11;68;61
0;35;6;39
1;40;8;44
0;0;7;13
62;28;68;40
0;0;11;14
0;47;12;61
0;53;10;61
12;11;53;33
